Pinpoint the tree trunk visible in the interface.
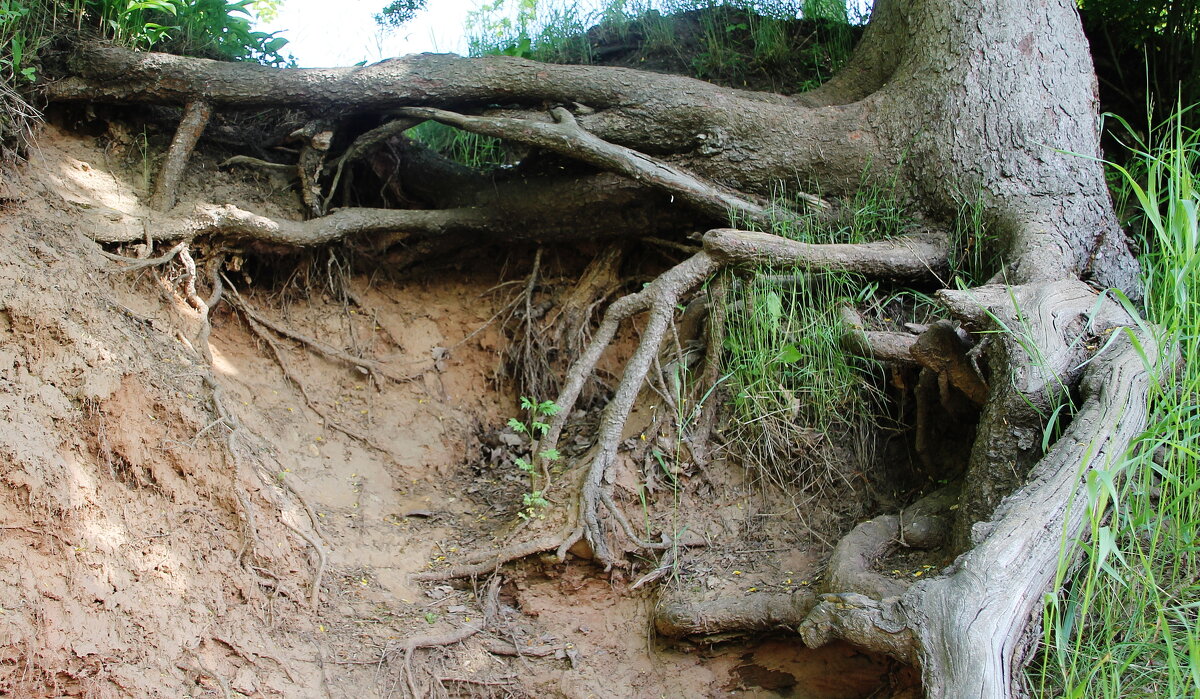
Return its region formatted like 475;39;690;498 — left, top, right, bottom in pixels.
42;1;1151;696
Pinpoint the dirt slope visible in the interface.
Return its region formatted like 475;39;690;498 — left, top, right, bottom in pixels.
0;124;907;698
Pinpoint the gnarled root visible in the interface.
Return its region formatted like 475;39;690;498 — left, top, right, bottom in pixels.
797;311;1151;698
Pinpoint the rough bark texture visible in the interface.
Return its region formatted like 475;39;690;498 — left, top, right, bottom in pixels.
43;0;1152;696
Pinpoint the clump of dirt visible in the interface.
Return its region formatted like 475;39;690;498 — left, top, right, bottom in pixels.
0;123;913;697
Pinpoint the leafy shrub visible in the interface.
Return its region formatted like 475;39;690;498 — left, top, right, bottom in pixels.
84;0;291;65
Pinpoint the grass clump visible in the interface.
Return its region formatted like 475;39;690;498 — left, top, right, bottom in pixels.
720;182;910;498
405;120;510;170
1035;107;1200;699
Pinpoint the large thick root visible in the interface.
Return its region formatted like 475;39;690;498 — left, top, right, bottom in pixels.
798;312;1151;698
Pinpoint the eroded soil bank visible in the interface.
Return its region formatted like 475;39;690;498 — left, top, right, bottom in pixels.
0;124;916;697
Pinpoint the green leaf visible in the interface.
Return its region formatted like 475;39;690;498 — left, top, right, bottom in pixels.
538;448;560;462
762;290;783;326
776;344;803;364
532;420;549;435
507;417;526;433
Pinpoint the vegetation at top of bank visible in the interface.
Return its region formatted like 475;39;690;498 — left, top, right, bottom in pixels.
0;0;289;153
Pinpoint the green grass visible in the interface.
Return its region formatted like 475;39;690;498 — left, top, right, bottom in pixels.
720;181;909;494
465;0;858;93
405;120;510;170
1035;107;1200;698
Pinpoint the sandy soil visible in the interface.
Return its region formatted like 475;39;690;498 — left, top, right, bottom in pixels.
0;123;913;698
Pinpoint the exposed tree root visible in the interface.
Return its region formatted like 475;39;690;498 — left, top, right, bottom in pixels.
291;121;331;217
279;516;327;610
799;592;919;665
223;281;412;385
476;639;566;658
323;117;420;212
150;99;211;212
101;240;188;271
411;529;577;582
825;513;910;601
400;105;827;226
655;589;819;640
910;320;988;406
219;155;294;175
798;306;1150;698
89;201;491;246
530;228;949;569
504;247;555;401
409;227;952;579
549;242;626;381
45;6;1155;693
685;276;728;467
244;314;390;451
938;281;1132;549
838;305;918;366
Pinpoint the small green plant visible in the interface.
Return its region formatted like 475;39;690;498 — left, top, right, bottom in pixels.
0;0;37;83
507;396;560;519
508;397;561;473
518;490;550;520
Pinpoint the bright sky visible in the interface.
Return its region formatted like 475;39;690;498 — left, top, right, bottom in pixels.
255;0;481;68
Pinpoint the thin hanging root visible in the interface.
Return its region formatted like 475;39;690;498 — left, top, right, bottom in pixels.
234;488;260;565
244;314;391;452
223;280;413;385
280;519;326;610
688;275;728;466
549;242;626;360
192;253;225;366
151;99;212;212
393;577;500;695
505;247;556;400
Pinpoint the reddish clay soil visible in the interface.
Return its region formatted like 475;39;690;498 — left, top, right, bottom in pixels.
0;124;914;697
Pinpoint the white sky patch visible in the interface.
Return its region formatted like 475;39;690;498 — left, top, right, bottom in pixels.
255;0;480;67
